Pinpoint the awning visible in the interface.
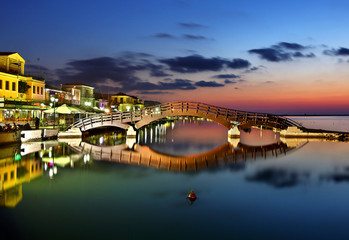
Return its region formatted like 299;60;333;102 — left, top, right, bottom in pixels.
43;104;85;114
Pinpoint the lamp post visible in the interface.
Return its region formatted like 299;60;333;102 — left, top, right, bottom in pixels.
50;96;58;128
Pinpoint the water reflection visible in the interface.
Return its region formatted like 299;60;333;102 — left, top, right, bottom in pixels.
0;144;42;208
78;141;297;172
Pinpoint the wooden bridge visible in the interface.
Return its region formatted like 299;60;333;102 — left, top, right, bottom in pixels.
74;141;301;172
68;101;303;132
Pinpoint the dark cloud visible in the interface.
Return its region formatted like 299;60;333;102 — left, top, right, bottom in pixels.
224;79;237;84
146;63;172;77
160;55;251;73
133;79;196;91
195;80;224;87
264;81;274;84
274;42;308;51
228;58;251;68
138;91;171;95
293;52;316;58
323;47;349;56
212;74;240;79
178;22;207;28
154;33;175;39
249;42;315;62
248;48;292;62
182;34;208;40
246;168;309;188
55;53;249;93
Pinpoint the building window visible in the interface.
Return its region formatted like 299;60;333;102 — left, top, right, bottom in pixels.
4;173;7;182
0;80;2;89
12;82;16;91
10;171;14;179
6;81;9;90
41;87;43;95
33;85;35;93
37;86;39;94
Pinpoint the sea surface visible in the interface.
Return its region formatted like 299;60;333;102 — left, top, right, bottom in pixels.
1;116;349;240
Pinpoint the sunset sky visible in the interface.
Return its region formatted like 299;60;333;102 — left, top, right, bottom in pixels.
2;0;349;114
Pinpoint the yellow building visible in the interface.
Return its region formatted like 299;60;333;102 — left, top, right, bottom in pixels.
0;52;46;123
110;92;144;112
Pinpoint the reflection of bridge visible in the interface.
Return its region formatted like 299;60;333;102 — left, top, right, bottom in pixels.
76;141;298;172
69;101;303;132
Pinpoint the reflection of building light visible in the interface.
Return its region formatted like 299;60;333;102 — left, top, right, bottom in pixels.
49;151;52;158
99;136;104;145
53;166;58;175
49;169;54;178
84;154;90;163
44;163;48;171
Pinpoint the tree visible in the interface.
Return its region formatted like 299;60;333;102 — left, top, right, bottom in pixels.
18;80;31;93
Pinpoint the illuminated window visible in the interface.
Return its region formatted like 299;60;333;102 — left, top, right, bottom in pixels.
6;81;9;90
12;82;16;91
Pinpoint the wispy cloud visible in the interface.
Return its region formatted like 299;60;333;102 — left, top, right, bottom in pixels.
178;22;207;28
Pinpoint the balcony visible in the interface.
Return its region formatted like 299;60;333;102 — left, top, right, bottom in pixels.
0;67;45;81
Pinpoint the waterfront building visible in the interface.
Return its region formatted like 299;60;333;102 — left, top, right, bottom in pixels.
45;85;66;105
0;52;45;123
61;83;94;107
110;92;144;112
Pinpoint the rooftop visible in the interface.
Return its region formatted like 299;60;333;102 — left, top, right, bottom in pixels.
61;82;94;88
0;52;17;56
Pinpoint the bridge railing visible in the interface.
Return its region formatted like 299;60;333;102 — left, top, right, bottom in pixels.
138;101;302;129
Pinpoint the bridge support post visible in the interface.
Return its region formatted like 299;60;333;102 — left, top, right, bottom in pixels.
126;126;137;137
228;126;240;138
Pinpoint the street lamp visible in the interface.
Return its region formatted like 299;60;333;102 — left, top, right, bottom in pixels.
50;96;58;128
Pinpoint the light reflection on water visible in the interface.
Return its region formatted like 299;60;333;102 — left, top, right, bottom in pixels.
1;118;349;239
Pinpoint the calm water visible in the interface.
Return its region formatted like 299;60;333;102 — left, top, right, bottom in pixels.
1;117;349;240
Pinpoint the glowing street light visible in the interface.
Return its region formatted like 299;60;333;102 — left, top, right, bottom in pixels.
50;96;58;128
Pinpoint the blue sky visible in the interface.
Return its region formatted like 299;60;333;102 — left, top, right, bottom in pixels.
2;0;349;113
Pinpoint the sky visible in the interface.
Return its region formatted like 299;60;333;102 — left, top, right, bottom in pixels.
2;0;349;114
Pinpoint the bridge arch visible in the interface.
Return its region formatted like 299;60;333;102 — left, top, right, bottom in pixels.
134;107;232;129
